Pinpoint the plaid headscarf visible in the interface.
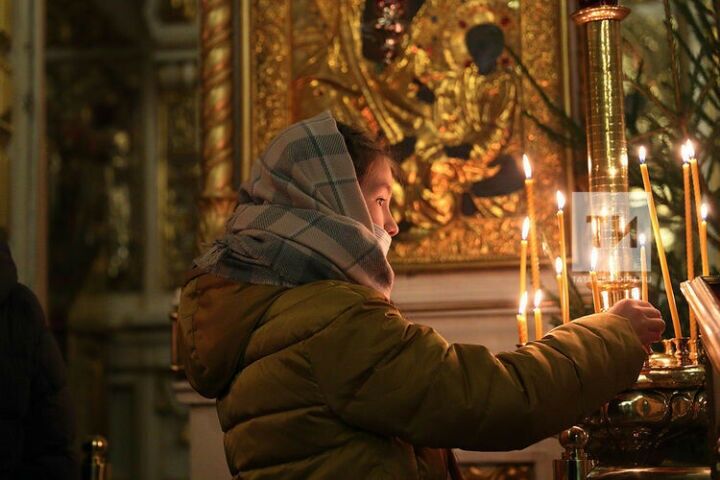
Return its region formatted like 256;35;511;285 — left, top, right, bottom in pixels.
194;111;395;298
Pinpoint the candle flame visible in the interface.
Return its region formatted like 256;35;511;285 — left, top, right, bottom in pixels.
685;139;695;159
701;203;708;221
521;216;530;240
519;291;528;314
534;289;543;309
590;248;598;271
522;154;532;179
556;191;566;210
631;287;641;300
555;257;563;275
681;144;690;164
639;233;646;246
638;146;647;164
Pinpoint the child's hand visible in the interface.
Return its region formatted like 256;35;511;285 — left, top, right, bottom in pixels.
608;299;665;347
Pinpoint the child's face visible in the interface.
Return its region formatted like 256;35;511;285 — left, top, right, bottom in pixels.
359;157;399;237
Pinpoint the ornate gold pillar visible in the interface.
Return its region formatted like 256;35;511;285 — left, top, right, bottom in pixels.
0;0;10;237
198;0;237;250
572;2;632;299
572;3;630;195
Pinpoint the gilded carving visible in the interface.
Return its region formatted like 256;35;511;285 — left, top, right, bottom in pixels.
251;0;292;160
245;0;566;267
198;0;237;250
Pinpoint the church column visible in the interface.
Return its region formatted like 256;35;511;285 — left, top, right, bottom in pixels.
171;3;245;479
198;0;238;251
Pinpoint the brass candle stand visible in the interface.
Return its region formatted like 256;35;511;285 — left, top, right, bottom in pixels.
579;339;710;479
553;1;715;478
554;337;711;480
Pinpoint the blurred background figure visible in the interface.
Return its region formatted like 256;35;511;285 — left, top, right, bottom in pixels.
0;241;77;479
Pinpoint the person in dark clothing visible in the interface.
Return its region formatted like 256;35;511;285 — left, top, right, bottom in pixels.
0;241;77;479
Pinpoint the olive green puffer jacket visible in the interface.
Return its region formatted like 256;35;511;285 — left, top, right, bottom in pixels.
178;273;646;479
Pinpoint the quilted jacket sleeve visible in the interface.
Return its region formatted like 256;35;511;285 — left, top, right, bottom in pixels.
305;290;647;451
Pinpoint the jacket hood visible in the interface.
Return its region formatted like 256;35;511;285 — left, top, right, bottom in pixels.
0;241;18;304
179;275;289;398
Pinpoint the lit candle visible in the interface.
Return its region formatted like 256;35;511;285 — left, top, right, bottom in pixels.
639;146;682;338
686;140;705;251
523;154;541;292
681;147;696;281
555;257;566;323
639;233;648;302
519;217;530;302
534;289;544;340
556;191;570;324
516;292;528;345
590;247;602;314
701;203;709;276
682;146;698;340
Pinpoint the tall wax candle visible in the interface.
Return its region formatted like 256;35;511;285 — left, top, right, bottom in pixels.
555;257;566;322
590;248;602;314
701;203;709;276
519;217;530;302
686;141;705;251
523;154;541;291
639;233;648;302
516;292;528;345
534;289;544;341
681;147;697;340
639;146;682;339
556;191;570;324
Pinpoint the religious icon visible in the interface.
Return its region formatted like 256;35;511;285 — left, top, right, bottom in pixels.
250;0;567;267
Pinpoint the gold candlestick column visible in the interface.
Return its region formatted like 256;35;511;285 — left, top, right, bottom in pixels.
573;4;631;307
573;5;630;195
